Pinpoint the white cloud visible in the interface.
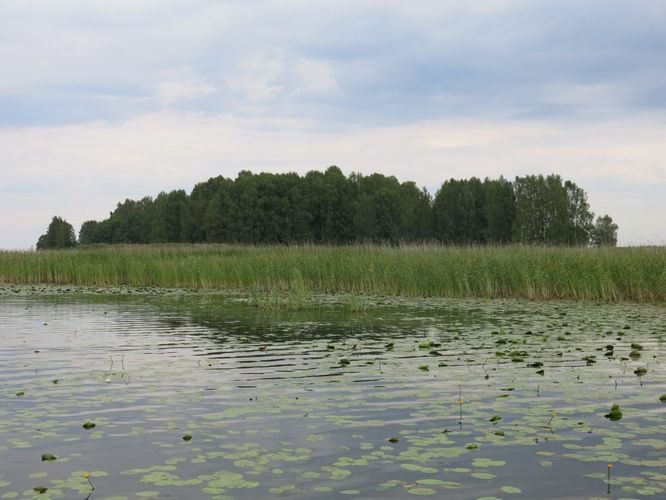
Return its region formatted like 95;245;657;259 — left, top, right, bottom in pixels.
224;52;285;103
157;81;217;104
293;58;338;94
0;111;664;248
1;0;665;248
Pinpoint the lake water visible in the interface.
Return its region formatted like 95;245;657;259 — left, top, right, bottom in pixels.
1;291;665;499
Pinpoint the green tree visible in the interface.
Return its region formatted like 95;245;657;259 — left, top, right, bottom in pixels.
36;216;77;250
512;174;569;245
433;178;486;244
564;180;594;245
590;215;618;246
78;220;100;245
482;177;515;243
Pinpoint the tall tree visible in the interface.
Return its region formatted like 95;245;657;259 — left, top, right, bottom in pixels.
590;215;618;246
512;174;569;244
36;216;77;250
482;177;515;243
433;178;486;244
564;180;594;246
78;220;100;245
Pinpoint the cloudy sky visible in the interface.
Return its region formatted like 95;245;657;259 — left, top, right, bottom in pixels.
1;0;665;248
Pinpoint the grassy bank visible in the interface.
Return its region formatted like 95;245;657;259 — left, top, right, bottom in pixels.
1;244;664;302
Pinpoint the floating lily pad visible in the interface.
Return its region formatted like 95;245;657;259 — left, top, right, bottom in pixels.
407;487;436;495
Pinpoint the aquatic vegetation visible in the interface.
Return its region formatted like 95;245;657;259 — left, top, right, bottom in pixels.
1;243;665;302
82;421;96;430
1;293;664;498
604;404;623;421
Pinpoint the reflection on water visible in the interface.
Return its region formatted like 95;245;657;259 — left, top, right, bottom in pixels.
0;293;665;498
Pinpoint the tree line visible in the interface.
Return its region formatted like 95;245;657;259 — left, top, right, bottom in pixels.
37;167;618;249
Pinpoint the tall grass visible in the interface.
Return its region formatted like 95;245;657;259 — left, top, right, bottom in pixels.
0;244;664;302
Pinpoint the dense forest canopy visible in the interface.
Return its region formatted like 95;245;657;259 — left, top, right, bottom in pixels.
39;167;618;248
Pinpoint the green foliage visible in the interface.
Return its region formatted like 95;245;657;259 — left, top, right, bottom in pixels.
512;175;595;245
36;216;77;250
433;178;487;244
1;244;664;302
70;168;610;247
591;215;618;247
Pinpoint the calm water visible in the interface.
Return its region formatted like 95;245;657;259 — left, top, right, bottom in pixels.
1;292;665;499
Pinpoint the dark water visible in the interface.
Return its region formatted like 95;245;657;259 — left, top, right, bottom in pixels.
1;293;665;499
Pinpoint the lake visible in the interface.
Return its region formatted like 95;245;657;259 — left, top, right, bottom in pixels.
1;289;665;499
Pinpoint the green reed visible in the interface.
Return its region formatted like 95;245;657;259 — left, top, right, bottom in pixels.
0;244;664;302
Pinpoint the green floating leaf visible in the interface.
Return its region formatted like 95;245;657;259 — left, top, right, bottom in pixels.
388;437;399;443
339;359;350;366
182;433;192;442
471;472;496;480
33;487;48;494
418;365;429;372
408;487;436;495
466;443;478;450
82;421;96;430
41;454;57;462
660;394;666;403
15;392;24;397
501;485;522;494
489;415;501;423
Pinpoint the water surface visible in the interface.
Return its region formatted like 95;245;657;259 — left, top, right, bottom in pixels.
1;292;665;499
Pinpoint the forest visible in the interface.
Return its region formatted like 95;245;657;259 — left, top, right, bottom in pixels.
38;167;618;249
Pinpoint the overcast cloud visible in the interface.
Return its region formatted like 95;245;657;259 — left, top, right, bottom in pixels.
1;0;665;248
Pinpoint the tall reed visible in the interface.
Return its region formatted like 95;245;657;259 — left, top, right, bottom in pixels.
0;244;664;302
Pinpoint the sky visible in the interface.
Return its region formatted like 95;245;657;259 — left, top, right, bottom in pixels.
1;0;665;249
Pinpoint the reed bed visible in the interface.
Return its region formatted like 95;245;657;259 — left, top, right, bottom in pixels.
0;244;664;302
